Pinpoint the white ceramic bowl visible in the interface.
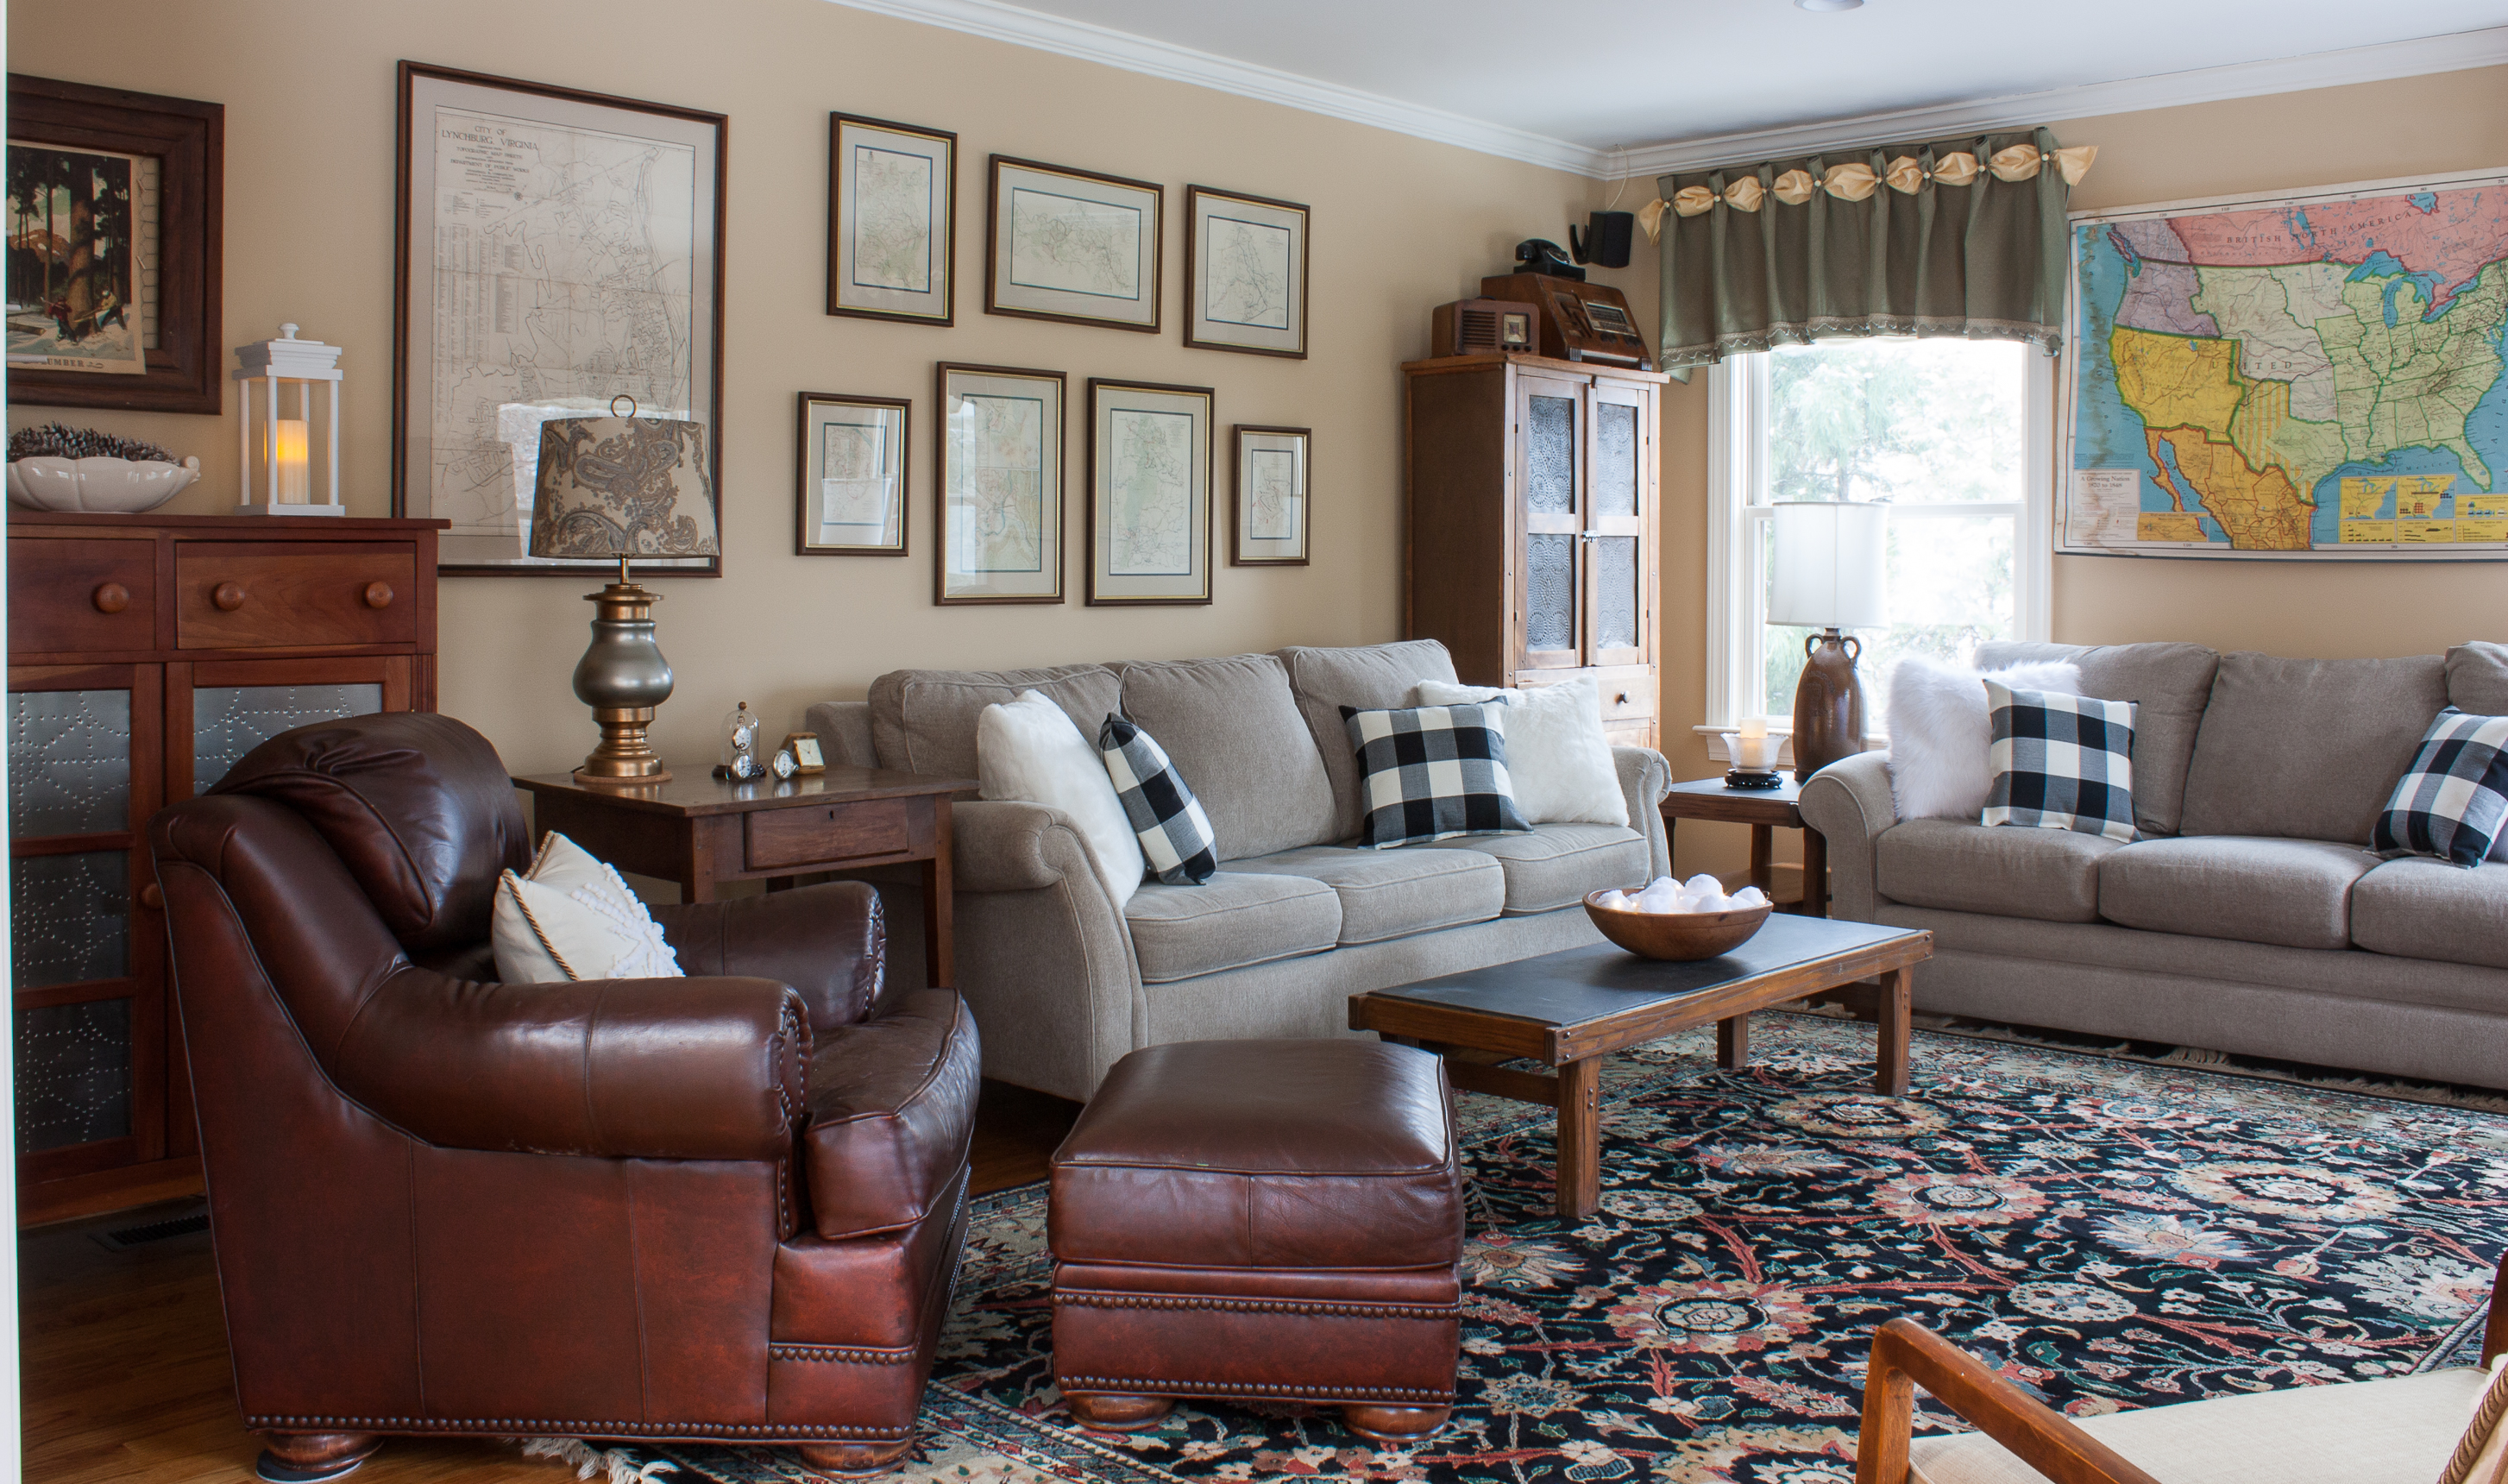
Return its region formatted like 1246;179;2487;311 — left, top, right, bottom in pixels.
7;455;201;513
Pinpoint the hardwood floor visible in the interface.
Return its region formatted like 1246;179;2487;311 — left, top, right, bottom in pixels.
20;1080;1081;1484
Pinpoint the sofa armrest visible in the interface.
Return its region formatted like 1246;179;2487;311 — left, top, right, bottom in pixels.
801;700;878;768
1613;745;1674;881
332;968;808;1161
1800;751;1897;922
953;797;1093;892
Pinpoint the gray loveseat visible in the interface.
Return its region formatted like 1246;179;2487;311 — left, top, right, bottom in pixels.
808;639;1672;1101
1800;639;2508;1089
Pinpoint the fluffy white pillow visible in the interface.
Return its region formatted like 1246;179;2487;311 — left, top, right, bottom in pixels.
491;833;683;983
1887;656;2083;821
1414;676;1627;827
977;689;1146;908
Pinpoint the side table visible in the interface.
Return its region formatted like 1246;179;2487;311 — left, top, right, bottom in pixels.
512;766;974;988
1659;775;1828;917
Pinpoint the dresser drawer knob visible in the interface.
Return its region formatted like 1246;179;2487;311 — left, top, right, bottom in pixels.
212;582;248;612
1615;692;1629;705
363;581;395;609
141;882;164;910
92;582;130;614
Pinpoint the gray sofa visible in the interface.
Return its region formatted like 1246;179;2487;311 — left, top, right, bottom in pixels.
1800;639;2508;1090
808;639;1672;1101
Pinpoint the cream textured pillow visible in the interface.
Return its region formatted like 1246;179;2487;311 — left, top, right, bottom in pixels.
490;833;683;984
978;689;1146;908
1887;656;2082;821
1414;676;1626;827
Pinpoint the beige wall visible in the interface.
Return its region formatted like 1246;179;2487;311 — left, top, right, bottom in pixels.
9;0;1605;775
1640;65;2508;878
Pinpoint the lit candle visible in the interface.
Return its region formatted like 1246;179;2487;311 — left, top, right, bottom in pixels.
271;418;311;503
1738;716;1768;739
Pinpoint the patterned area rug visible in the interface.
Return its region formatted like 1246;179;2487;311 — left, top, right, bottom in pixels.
563;1014;2508;1484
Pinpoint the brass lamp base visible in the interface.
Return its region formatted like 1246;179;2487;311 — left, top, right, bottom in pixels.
569;571;676;787
1791;627;1867;783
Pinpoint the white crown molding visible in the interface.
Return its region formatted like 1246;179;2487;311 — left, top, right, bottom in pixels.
1619;26;2508;179
820;2;2508;182
818;0;1599;174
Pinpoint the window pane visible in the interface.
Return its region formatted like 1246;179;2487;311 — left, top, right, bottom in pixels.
1760;515;2017;732
1765;338;2026;505
16;999;132;1154
9;689;132;838
13;849;130;990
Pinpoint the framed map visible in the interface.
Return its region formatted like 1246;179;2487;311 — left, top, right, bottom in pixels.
986;155;1161;332
937;362;1065;604
2061;168;2508;562
1185;186;1308;358
1086;379;1213;605
796;391;908;556
827;112;953;325
393;63;725;576
1231;424;1309;565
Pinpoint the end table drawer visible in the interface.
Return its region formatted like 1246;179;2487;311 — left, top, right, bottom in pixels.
746;797;913;871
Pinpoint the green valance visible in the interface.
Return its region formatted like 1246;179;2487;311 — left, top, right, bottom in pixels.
1650;126;2094;374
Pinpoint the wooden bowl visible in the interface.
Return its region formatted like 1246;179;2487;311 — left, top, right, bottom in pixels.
1583;890;1773;961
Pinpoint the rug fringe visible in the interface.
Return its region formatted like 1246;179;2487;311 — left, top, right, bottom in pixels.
508;1437;679;1483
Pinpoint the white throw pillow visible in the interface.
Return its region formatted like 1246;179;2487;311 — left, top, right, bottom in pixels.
1887;656;2083;821
490;832;684;984
1413;676;1627;827
977;689;1146;908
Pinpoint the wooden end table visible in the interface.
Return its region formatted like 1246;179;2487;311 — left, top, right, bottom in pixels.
1661;775;1828;916
1349;915;1932;1219
512;767;973;988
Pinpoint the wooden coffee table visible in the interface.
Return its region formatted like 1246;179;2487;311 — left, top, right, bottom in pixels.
1348;914;1933;1219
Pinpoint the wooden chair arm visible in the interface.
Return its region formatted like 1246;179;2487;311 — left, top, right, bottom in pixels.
1856;1318;2164;1484
2486;1253;2508;1366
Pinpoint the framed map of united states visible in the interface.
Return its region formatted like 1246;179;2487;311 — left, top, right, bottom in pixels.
2061;169;2508;562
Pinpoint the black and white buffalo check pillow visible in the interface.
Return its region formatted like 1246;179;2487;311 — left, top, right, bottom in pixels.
2373;707;2508;867
1098;714;1217;884
1340;702;1531;850
1981;680;2138;843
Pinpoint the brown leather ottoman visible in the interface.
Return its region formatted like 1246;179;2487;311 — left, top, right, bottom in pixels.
1047;1039;1465;1442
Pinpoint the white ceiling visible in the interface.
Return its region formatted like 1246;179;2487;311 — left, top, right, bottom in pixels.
833;0;2508;173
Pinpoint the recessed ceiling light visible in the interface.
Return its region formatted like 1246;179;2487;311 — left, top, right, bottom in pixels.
1796;0;1864;9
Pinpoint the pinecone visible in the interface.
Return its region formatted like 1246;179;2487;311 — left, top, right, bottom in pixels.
8;422;179;464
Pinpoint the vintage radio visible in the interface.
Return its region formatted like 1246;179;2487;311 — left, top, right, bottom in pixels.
1430;298;1539;357
1478;272;1654;370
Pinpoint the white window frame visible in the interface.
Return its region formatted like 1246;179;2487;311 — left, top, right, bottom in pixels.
1700;344;2054;761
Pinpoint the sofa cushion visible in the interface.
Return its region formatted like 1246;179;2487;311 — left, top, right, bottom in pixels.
2352;858;2508;971
2447;640;2508;714
1252;845;1506;945
868;663;1121;779
1421;822;1649;914
1276;640;1461;842
1907;1364;2485;1484
1975;640;2217;836
2098;835;2381;950
2178;652;2447;845
1116;654;1338;861
1876;819;2122;923
1123;871;1341;982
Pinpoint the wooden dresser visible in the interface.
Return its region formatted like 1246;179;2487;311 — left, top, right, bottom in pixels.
8;512;443;1224
1402;353;1667;747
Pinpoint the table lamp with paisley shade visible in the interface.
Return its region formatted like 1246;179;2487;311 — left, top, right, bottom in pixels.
531;403;720;786
1767;500;1888;783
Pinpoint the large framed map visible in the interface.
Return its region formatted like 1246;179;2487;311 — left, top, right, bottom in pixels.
1085;379;1213;606
2061;169;2508;561
393;63;725;576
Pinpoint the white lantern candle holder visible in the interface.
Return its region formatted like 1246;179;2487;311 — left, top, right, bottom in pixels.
232;324;344;517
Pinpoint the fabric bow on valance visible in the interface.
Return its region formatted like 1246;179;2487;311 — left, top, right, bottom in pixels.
1644;127;2096;374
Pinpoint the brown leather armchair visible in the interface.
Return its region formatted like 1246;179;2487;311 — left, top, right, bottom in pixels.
149;714;979;1482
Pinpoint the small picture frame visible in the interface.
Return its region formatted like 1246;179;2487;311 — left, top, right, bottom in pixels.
1185;186;1309;358
1086;379;1215;606
1231;425;1310;566
986;155;1161;332
796;392;909;555
781;733;827;774
936;362;1066;605
827;112;954;325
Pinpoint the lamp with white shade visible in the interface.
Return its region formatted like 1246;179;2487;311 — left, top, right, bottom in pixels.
1768;500;1889;781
